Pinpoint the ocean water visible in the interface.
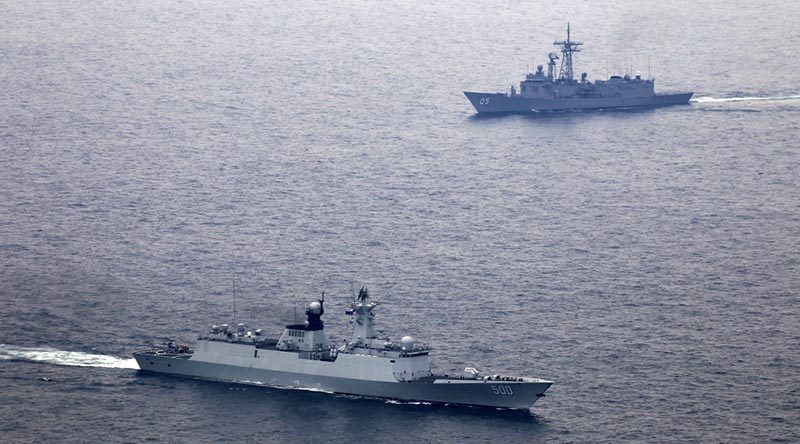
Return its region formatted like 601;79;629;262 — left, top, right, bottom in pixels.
1;1;799;442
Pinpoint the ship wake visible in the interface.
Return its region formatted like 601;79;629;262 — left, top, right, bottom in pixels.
0;344;139;369
691;94;800;103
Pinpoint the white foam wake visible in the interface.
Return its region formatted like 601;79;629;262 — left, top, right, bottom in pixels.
691;94;800;103
0;344;139;369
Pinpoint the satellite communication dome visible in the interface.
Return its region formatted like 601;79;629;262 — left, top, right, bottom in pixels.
400;336;414;350
308;301;322;315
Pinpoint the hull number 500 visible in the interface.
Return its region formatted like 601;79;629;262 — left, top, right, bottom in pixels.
491;385;513;395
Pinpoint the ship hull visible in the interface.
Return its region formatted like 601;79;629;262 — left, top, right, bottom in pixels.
464;91;693;114
134;352;550;410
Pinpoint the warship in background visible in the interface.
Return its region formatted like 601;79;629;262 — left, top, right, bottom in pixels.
464;24;693;114
134;288;552;409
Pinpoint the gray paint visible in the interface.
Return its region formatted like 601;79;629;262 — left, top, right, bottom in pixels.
134;291;552;409
134;352;551;409
464;91;693;113
465;25;693;113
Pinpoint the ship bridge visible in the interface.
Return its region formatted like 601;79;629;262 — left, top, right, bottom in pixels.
276;297;329;352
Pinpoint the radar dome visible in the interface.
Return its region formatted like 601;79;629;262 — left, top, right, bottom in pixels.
308;301;322;315
400;336;414;350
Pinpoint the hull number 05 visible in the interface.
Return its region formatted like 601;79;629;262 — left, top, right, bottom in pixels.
491;385;513;395
479;97;491;105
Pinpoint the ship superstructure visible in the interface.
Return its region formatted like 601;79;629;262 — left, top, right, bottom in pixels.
464;24;693;113
134;288;552;409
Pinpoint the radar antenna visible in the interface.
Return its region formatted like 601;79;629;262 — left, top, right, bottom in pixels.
547;52;559;80
553;22;583;81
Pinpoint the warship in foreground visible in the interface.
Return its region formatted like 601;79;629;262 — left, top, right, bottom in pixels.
464;24;693;114
134;288;552;409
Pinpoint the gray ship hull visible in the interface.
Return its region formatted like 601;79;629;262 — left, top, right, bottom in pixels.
134;352;550;410
464;91;693;114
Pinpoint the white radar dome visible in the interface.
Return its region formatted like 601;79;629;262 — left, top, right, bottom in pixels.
400;336;414;350
308;301;322;314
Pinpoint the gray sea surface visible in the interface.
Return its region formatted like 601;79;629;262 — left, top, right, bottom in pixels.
1;1;799;442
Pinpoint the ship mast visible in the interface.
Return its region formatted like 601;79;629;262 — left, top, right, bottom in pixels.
350;287;377;345
553;23;582;81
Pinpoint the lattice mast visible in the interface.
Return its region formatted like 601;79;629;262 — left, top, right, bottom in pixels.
553;23;583;81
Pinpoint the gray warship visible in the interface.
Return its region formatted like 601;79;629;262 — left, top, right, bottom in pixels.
464;24;693;114
134;288;552;409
